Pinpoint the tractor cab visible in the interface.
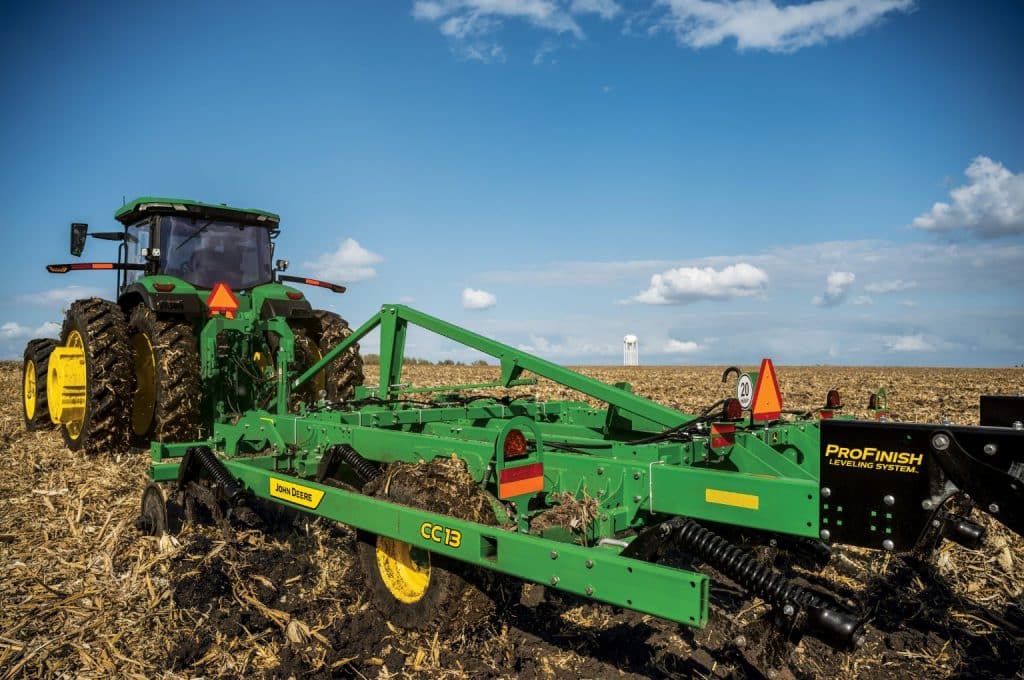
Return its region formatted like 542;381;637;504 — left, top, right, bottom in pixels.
116;198;280;291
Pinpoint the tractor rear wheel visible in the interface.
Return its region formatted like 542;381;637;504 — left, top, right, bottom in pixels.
128;306;201;443
311;310;363;401
22;338;57;431
54;299;134;453
356;459;515;632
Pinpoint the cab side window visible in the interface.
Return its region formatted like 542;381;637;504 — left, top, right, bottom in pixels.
124;222;150;286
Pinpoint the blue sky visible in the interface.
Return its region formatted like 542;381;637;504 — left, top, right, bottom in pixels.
1;1;1022;366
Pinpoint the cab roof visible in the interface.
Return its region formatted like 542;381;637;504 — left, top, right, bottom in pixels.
115;197;280;226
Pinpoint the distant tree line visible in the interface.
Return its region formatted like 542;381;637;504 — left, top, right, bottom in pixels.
362;354;490;367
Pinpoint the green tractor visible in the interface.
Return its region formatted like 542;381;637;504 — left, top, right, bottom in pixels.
21;197;363;453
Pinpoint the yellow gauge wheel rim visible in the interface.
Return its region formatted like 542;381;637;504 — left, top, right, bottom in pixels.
131;332;156;436
64;330;85;440
24;359;36;419
376;536;431;603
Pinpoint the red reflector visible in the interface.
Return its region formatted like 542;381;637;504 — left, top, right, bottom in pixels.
868;393;879;410
286;291;303;300
723;398;743;420
711;423;735;448
153;283;175;292
498;462;545;498
819;410;834;420
503;429;528;459
73;263;114;270
499;462;543;483
826;389;841;409
46;265;71;273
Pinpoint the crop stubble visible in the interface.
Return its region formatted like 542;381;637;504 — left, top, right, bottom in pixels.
0;362;1022;678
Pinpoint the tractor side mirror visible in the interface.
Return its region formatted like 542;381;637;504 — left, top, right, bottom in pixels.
276;259;289;272
70;223;88;257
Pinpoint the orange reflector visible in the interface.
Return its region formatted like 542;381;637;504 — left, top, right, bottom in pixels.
751;358;782;422
498;463;544;499
206;282;240;318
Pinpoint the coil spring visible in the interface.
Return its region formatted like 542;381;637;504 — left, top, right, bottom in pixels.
190;447;243;500
673;518;825;610
333;445;382;483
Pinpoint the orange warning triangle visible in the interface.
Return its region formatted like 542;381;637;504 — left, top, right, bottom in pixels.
751;358;782;422
206;282;240;318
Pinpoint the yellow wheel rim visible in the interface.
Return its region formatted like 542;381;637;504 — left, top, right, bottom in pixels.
131;332;156;436
64;331;85;440
24;359;36;420
376;536;431;603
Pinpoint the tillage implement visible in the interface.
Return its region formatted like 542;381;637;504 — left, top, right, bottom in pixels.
21;198;1024;661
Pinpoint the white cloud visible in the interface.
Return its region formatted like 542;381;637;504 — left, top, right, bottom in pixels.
631;263;768;304
0;321;62;340
655;0;913;52
516;334;617;356
462;287;497;309
571;0;622;19
911;156;1024;238
413;0;587;61
303;238;383;282
886;334;933;352
663;338;702;353
399;296;416;304
864;279;917;294
852;295;873;305
16;285;104;307
812;271;855;307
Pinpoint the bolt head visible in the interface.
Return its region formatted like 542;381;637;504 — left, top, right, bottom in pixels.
633;472;641;480
989;503;1000;514
931;433;950;451
821;487;832;499
733;635;748;649
550;576;560;586
820;529;831;541
983;443;998;456
1014;421;1023;430
883;494;895;507
932;519;941;528
585;559;594;569
550;550;559;560
882;539;895;551
782;604;795;617
921;499;934;510
584;585;594;596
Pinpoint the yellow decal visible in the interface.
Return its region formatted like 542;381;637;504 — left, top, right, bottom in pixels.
419;522;462;548
269;477;325;509
705;488;760;510
823;443;922;474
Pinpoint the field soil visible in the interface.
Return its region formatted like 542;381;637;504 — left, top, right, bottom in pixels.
1;363;1023;679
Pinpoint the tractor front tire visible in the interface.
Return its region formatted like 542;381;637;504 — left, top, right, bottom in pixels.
58;299;134;453
22;338;57;431
128;306;201;443
312;310;363;401
356;459;514;632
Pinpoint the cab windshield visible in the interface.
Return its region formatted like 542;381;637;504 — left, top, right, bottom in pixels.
159;216;272;290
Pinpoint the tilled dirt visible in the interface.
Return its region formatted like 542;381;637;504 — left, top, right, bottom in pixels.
1;362;1023;679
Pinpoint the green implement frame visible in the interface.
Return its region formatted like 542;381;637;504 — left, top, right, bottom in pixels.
149;304;836;634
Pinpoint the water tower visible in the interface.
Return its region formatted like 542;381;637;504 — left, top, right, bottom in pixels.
623;334;639;366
